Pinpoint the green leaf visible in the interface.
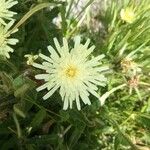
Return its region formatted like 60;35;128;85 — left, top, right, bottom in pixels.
59;110;69;122
69;122;85;149
14;83;30;98
13;75;36;98
109;119;140;150
13;104;26;118
0;72;13;93
114;134;120;150
13;74;36;90
25;144;36;150
0;137;18;150
60;5;67;35
13;113;22;138
30;109;46;129
26;134;58;145
138;114;150;128
0;126;11;134
13;75;24;89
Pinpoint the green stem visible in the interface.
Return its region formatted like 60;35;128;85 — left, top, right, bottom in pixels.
9;3;58;34
24;95;63;120
99;83;127;105
13;113;22;139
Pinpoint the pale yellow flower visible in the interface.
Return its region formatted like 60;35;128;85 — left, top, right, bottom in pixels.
0;20;18;58
33;37;108;110
25;54;38;65
0;0;18;25
120;7;135;23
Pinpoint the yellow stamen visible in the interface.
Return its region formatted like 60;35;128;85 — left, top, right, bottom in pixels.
65;66;77;78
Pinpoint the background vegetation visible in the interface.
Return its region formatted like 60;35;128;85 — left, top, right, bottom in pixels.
0;0;150;149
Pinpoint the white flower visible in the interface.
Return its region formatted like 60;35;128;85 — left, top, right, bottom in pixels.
33;37;108;110
0;0;18;25
0;20;18;58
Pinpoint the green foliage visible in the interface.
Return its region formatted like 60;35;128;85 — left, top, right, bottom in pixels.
0;0;150;150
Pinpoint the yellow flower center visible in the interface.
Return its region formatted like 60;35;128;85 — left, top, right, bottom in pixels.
65;66;77;78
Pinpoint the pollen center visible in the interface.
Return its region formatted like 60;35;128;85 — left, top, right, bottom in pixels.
65;66;77;78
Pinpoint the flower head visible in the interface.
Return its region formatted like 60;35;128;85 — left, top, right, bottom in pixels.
33;37;108;110
0;20;18;58
121;58;141;76
0;0;18;25
120;7;135;23
25;54;38;65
